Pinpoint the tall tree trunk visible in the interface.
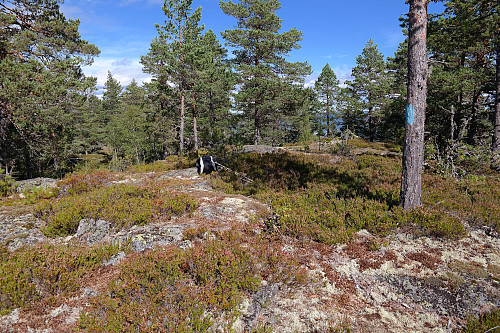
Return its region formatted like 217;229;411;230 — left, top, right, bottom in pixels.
192;94;199;151
467;89;480;146
209;89;215;142
368;107;374;142
492;45;500;170
0;105;8;171
180;87;185;154
179;21;185;155
254;100;261;145
326;92;330;138
254;113;260;145
400;0;428;209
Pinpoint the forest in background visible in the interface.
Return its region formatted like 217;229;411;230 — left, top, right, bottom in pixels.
0;0;499;179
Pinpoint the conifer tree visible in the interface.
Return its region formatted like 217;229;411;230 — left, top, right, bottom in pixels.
102;72;123;162
220;0;310;145
315;63;340;138
141;0;203;154
400;0;428;209
0;0;99;177
190;30;235;147
347;39;391;141
338;86;365;135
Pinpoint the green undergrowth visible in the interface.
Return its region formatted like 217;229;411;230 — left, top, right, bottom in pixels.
57;170;120;195
78;229;305;332
463;308;500;333
126;155;196;174
0;169;15;196
34;183;198;237
0;242;124;316
209;144;494;244
423;174;500;233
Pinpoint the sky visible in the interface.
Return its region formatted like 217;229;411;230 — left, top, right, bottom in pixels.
60;0;444;93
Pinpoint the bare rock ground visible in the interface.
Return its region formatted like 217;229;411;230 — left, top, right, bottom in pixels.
1;168;499;332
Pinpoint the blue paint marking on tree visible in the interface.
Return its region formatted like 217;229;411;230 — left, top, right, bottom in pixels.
406;104;415;125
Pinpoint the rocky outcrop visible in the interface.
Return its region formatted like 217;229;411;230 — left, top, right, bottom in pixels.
14;178;58;194
0;214;47;251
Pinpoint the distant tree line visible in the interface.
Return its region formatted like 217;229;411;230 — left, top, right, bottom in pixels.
0;0;499;180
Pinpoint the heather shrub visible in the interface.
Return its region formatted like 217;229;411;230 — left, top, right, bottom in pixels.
423;174;499;233
0;243;123;315
35;184;198;237
463;308;500;333
257;187;394;245
126;155;195;173
212;147;477;243
22;186;60;204
79;230;304;332
389;206;466;239
57;170;119;195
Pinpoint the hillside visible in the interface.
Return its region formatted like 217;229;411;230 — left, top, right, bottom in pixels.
0;142;499;333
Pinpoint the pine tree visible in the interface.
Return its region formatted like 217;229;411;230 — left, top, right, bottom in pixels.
220;0;310;145
102;72;123;162
0;0;99;177
348;39;391;141
400;0;428;209
141;0;203;154
315;63;340;138
116;80;149;164
382;40;408;143
337;86;365;135
193;30;235;148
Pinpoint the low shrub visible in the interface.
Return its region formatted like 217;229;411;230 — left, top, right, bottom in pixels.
257;187;394;245
22;186;60;205
0;242;123;315
78;230;304;332
126;156;195;174
57;170;119;195
463;308;500;333
0;169;15;197
389;206;466;239
423;174;500;234
35;183;198;237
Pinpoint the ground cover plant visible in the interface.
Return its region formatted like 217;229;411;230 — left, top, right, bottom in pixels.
34;181;198;237
78;229;305;332
0;242;124;316
463;309;500;333
209;141;495;244
36;184;197;238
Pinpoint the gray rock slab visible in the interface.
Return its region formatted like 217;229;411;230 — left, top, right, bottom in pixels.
15;178;58;193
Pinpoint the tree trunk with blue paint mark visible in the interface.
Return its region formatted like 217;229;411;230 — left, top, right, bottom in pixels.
400;0;428;209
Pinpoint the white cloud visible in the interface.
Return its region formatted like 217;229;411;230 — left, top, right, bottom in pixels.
321;53;348;60
332;64;353;84
304;74;318;89
82;57;152;93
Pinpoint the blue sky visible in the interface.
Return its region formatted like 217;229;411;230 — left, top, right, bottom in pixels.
61;0;444;91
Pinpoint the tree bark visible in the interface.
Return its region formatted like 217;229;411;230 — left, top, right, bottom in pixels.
467;89;480;146
254;113;261;145
492;45;500;170
179;19;185;155
209;89;215;142
326;90;330;138
192;93;199;151
0;105;8;171
400;0;428;209
180;86;185;154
